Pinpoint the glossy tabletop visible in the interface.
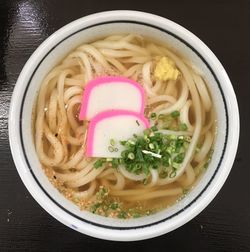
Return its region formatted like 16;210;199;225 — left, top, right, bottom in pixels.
0;0;249;251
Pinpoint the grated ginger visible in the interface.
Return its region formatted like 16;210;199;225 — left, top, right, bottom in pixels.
154;56;180;81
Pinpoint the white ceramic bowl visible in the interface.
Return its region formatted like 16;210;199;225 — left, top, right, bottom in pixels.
9;10;239;241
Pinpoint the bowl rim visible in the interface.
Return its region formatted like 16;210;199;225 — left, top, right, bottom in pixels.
8;10;240;241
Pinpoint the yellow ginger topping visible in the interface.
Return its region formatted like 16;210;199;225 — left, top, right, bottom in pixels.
154;57;180;81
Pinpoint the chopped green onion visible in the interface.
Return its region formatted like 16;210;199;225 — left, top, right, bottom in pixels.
88;186;158;219
204;149;214;169
149;132;155;137
150;125;158;132
111;159;119;168
108;146;114;152
169;135;177;140
142;178;148;185
120;140;127;146
150;113;157;120
162;155;170;167
110;202;119;210
94;126;190;176
204;162;209;169
169;170;177;178
136;148;144;162
179;123;188;131
90;202;101;213
174;153;185;163
128;152;135;160
110;139;115;146
128;139;136;145
158;114;165;120
118;211;127;219
172;162;180;169
94;159;105;168
121;150;126;158
159;171;168;178
149;143;154;149
184;136;191;142
195;146;200;153
166;146;175;154
132;212;141;218
171;110;180;118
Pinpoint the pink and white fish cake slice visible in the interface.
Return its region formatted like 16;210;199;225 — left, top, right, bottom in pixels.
86;110;149;158
79;76;146;120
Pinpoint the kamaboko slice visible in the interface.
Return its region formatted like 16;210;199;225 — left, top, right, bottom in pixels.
86;110;149;158
79;76;145;120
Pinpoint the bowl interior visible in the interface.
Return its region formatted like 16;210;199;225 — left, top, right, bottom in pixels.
19;21;227;228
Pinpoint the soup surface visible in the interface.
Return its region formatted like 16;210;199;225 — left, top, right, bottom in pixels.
34;34;215;219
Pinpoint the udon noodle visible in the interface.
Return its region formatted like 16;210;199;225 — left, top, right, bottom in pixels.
34;34;215;218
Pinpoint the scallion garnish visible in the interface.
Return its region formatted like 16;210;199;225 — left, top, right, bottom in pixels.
94;127;190;178
158;114;164;120
179;123;188;131
150;113;157;120
110;139;115;146
171;110;180;118
128;139;136;145
94;159;106;168
150;125;158;132
128;152;135;160
108;146;114;152
149;143;154;149
169;170;177;178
